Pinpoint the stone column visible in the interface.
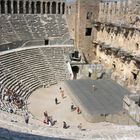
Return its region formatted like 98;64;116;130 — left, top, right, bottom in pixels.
5;0;7;14
34;1;37;14
45;1;47;14
17;0;19;14
41;2;43;14
99;2;104;22
56;2;58;14
28;1;31;14
59;2;62;14
0;2;1;14
108;2;111;22
11;0;13;14
61;2;63;14
50;2;52;14
23;0;25;14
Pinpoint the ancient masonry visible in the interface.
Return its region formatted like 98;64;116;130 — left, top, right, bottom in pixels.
66;0;140;93
0;0;65;14
96;0;140;92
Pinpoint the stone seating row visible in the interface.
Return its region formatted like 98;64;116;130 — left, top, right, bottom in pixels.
0;46;74;114
0;14;71;45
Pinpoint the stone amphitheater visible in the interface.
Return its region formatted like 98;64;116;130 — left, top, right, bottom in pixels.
0;0;140;139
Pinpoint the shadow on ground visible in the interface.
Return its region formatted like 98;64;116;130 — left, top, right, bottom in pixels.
0;127;71;140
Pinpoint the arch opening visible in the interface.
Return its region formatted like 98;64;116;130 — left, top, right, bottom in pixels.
19;1;24;14
1;0;5;14
7;0;11;14
13;0;18;14
47;2;50;14
36;1;41;14
25;1;29;14
72;66;79;79
43;2;46;14
52;2;56;14
58;2;61;14
62;3;65;14
31;2;35;14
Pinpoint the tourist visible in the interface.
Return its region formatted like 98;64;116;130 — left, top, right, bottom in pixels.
43;110;49;124
76;107;81;114
92;84;96;91
69;73;73;80
8;107;13;113
48;119;52;127
59;87;64;99
77;123;82;130
71;103;76;111
44;110;48;118
55;98;58;105
63;121;69;129
24;112;29;124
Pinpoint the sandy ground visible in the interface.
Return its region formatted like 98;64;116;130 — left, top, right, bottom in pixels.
19;82;140;139
28;82;89;129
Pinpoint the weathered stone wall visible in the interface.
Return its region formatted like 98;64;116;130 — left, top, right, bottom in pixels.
66;0;140;92
99;0;140;28
95;0;140;92
66;0;99;63
77;0;99;63
66;2;76;40
96;25;140;55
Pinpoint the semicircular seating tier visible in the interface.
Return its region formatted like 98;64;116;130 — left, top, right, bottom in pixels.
0;14;72;51
0;46;74;112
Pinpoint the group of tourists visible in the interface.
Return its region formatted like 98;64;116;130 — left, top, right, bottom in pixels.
42;86;82;129
71;103;81;114
3;88;25;109
22;86;83;131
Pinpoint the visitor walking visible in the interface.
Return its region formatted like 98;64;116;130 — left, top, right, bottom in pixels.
24;112;29;124
59;87;64;99
55;98;58;105
63;121;69;129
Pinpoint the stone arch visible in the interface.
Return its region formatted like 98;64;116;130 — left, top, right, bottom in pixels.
31;1;35;14
52;1;56;14
7;0;11;14
42;2;46;14
47;2;50;14
58;2;61;14
62;2;65;14
19;1;24;14
36;1;41;14
13;0;18;14
1;0;5;14
25;1;29;14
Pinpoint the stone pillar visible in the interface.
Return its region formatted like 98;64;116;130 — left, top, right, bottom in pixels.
45;1;47;14
23;0;25;14
100;2;104;22
0;0;1;14
11;0;13;14
59;2;61;14
28;1;31;14
17;0;19;14
41;2;43;14
34;1;37;14
61;2;63;14
50;2;52;14
56;2;58;14
5;0;7;14
108;2;111;22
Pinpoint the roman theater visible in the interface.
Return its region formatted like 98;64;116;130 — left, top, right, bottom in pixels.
0;0;140;139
